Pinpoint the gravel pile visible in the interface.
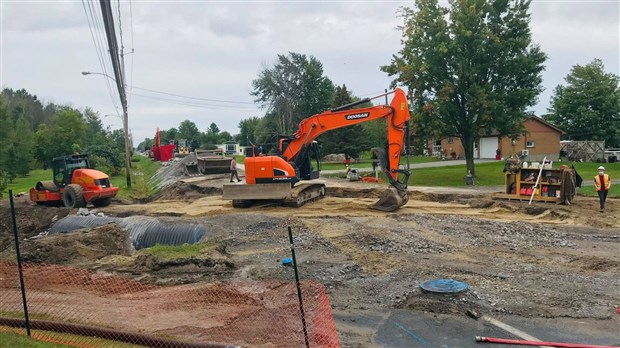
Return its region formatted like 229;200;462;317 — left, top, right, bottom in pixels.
400;214;576;249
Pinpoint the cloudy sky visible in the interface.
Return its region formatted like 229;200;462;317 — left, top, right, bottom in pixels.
1;0;618;143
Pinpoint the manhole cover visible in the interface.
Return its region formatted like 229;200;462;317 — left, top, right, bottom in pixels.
420;279;468;294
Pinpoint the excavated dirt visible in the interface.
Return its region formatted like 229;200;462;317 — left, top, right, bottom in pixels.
19;224;133;265
0;199;70;257
152;181;223;201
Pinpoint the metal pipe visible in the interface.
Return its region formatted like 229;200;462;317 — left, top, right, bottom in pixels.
9;190;31;337
475;336;616;348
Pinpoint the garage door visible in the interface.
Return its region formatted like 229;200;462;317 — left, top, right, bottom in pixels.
479;137;498;159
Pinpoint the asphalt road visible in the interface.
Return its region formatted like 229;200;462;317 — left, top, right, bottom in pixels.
334;309;620;347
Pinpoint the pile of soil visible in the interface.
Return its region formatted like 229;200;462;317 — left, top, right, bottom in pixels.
20;224;132;264
153;181;223;202
322;153;346;162
0;203;70;257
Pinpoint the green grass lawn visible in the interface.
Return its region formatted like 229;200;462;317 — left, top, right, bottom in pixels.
0;331;143;348
0;333;71;348
109;156;161;199
321;156;440;171
408;161;505;186
405;160;620;197
5;169;51;195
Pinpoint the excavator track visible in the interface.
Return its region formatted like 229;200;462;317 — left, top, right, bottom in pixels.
283;183;326;207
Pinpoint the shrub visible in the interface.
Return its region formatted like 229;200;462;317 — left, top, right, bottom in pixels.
88;154;113;176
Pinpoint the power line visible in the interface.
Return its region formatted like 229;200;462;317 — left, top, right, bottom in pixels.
88;0;119;112
130;86;256;105
128;0;135;105
81;0;121;115
129;92;258;111
99;0;127;108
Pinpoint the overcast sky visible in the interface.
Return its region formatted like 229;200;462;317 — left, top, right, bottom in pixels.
1;0;618;143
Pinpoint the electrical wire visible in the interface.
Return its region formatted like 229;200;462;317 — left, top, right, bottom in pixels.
87;0;120;113
130;86;255;105
128;0;135;105
82;0;121;116
129;93;259;111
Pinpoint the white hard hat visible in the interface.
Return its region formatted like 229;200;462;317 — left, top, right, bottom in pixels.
598;166;605;171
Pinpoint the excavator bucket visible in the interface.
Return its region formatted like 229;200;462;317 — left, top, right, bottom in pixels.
369;186;409;212
185;161;200;176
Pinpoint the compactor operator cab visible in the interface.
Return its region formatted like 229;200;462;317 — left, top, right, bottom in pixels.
280;138;321;181
52;154;90;187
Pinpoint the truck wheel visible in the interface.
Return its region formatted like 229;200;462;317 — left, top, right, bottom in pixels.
91;197;112;207
62;184;86;208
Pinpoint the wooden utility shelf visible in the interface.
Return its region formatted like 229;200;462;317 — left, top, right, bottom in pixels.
494;168;563;203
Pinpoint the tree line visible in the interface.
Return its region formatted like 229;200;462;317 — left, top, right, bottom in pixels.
136;121;234;152
0;88;128;189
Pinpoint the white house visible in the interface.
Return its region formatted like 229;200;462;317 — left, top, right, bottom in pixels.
216;142;244;155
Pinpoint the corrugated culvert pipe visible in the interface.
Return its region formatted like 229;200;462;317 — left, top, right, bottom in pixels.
49;216;206;250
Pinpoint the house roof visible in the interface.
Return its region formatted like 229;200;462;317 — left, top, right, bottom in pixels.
526;115;565;134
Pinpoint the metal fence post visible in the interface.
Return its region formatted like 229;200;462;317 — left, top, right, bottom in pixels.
9;190;31;336
288;226;309;348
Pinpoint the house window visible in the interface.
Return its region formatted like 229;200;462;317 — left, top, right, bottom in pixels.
526;141;535;148
448;137;454;144
226;144;236;153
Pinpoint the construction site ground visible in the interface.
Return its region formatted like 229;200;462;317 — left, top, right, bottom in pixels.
1;170;619;347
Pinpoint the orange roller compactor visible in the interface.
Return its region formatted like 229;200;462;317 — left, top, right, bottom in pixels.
30;154;119;208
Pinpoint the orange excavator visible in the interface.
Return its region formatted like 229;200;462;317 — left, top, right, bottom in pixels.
223;88;411;211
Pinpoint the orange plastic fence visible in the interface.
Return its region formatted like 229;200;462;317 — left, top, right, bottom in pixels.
0;261;340;347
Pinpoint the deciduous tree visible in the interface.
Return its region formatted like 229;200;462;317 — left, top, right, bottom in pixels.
546;59;620;147
382;0;546;174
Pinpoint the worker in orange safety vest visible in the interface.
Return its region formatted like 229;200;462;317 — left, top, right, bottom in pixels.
594;166;611;212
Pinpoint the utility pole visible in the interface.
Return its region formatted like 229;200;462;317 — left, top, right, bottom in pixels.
99;0;131;188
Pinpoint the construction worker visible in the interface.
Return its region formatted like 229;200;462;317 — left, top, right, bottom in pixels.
594;166;611;212
230;157;240;182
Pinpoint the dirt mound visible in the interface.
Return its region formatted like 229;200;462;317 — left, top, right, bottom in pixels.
0;204;70;256
322;153;346;162
20;224;132;264
326;186;383;198
415;191;476;203
153;181;222;201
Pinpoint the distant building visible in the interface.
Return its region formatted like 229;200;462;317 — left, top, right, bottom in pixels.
216;141;244;155
428;116;565;161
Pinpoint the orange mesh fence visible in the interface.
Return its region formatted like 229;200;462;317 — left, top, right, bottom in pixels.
0;261;340;347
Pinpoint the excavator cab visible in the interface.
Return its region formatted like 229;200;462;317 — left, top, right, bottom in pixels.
280;138;321;181
53;155;90;188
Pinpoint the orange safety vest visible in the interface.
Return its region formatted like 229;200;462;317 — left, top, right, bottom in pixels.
594;173;611;191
